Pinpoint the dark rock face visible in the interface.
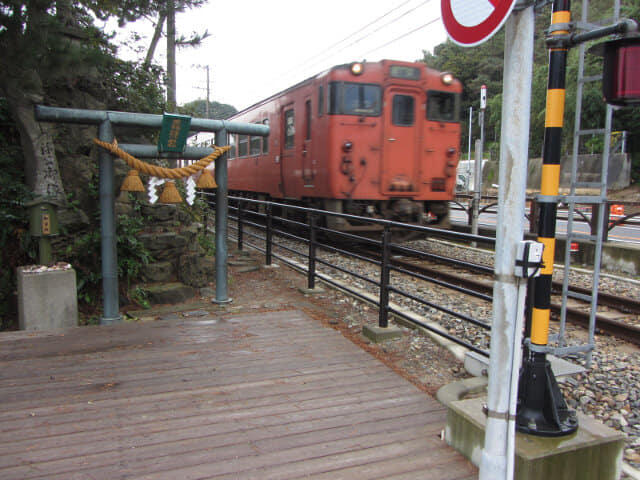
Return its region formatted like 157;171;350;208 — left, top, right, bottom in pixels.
179;253;215;288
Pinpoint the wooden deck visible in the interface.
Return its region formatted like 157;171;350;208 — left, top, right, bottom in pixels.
0;308;477;479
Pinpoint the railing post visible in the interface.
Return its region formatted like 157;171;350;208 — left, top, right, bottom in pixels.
265;203;273;266
307;213;317;290
237;200;244;251
378;226;391;328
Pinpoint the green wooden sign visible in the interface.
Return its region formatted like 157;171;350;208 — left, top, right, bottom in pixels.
158;113;191;153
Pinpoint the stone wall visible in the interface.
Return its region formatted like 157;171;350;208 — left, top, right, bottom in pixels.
118;201;216;289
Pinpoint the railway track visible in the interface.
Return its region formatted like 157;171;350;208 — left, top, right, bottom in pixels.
224;206;640;347
359;244;640;346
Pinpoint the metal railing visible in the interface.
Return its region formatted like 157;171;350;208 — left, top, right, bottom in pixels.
202;193;495;356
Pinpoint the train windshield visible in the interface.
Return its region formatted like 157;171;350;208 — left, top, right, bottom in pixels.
328;82;381;116
426;90;460;122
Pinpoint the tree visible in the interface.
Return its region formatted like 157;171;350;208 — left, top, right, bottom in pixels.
0;0;164;204
140;0;210;110
181;99;237;119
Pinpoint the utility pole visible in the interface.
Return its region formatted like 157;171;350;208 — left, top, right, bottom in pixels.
166;0;176;111
206;66;210;119
479;6;535;480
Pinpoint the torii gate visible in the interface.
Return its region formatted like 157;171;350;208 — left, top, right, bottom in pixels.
35;105;269;325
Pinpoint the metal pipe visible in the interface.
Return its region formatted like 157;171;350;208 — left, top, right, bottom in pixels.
570;18;638;45
98;120;121;325
117;144;223;159
213;128;231;304
479;7;535;480
35;105;269;135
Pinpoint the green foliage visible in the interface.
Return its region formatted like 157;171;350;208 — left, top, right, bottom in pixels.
0;99;36;328
423;0;640;172
181;99;238;120
65;195;153;310
130;286;151;309
102;58;167;113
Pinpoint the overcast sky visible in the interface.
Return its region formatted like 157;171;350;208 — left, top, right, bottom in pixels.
110;0;449;112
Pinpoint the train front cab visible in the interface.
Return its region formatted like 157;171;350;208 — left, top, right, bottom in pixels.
324;61;462;230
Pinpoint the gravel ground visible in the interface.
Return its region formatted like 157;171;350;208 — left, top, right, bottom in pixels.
242;231;640;475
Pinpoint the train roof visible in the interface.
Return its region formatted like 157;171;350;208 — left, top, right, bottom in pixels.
230;60;449;119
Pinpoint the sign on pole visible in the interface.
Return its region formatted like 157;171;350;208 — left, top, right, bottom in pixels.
441;0;518;47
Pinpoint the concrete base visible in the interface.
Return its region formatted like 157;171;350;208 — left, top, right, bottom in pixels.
362;324;403;343
464;350;585;379
297;286;325;295
445;397;625;480
17;267;78;331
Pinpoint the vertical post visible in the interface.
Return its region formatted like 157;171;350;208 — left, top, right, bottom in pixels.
472;139;483;240
478;6;535;480
237;200;244;251
467;106;473;194
516;0;578;437
265;203;273;266
98;120;121;325
378;226;391;328
213;128;232;304
206;66;211;119
307;213;317;290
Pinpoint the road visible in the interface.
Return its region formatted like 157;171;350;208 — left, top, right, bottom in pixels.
449;206;640;244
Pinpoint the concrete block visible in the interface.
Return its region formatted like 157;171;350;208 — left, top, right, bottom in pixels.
464;350;585;379
362;324;403;343
17;267;78;331
445;397;625;480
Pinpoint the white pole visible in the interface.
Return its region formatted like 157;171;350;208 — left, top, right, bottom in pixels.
467;106;473;194
479;5;535;480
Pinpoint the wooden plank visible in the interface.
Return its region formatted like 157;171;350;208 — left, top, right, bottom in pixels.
0;309;476;479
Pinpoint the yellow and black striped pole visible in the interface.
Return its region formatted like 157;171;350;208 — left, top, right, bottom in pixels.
516;0;578;436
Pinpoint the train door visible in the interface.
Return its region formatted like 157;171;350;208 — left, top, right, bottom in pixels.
381;87;422;194
302;97;314;187
280;104;295;197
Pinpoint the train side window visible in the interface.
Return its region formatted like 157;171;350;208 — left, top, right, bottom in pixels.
427;91;460;122
284;109;295;149
228;133;237;159
318;86;324;117
238;135;248;157
262;118;269;154
328;82;340;114
392;95;415;126
250;125;261;155
305;100;311;140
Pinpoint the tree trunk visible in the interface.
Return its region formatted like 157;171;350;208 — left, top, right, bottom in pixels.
5;79;66;204
144;12;167;68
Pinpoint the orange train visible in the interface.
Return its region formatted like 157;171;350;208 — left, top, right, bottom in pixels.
217;60;462;230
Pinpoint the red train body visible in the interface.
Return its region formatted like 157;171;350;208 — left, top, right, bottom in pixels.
222;60;462;229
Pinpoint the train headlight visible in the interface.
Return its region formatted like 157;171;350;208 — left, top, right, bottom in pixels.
350;62;364;76
342;140;353;153
441;72;454;85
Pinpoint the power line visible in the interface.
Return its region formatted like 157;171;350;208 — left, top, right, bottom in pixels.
360;16;442;58
295;0;436;78
280;0;416;76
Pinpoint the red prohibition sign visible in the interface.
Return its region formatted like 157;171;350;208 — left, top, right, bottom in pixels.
441;0;517;47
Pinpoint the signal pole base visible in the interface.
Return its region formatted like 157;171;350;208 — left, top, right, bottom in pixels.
516;352;579;437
